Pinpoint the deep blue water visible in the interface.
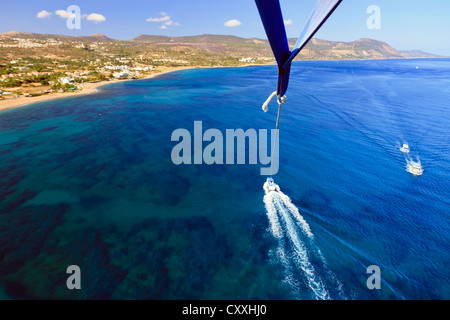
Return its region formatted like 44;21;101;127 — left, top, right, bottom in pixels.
0;59;449;299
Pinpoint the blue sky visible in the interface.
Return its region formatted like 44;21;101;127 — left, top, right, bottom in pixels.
0;0;449;56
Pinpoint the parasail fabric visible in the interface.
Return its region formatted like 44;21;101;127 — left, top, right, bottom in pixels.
254;0;290;69
255;0;342;97
283;0;342;69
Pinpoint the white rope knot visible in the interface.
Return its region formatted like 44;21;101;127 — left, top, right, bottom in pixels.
262;91;287;113
277;95;287;105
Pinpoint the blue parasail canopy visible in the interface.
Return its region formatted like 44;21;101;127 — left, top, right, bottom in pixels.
255;0;342;97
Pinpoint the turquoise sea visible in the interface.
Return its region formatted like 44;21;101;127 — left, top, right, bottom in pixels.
0;59;449;299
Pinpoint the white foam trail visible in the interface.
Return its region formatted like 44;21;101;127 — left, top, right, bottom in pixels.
265;193;304;297
275;191;314;239
263;193;283;239
274;239;303;296
273;192;330;300
264;190;330;300
316;247;347;300
275;191;346;299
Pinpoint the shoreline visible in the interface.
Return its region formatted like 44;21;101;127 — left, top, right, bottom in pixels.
0;63;273;112
0;66;193;112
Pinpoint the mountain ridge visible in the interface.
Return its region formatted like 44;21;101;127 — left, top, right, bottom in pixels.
0;31;445;61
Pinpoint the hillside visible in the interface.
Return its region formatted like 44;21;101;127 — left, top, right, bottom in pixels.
0;32;444;66
0;31;112;42
291;38;434;60
0;31;445;102
130;34;443;60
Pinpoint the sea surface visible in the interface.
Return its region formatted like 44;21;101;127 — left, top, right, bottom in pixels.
0;59;449;299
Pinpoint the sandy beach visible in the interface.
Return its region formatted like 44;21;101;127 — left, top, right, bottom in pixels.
0;64;272;113
0;66;192;112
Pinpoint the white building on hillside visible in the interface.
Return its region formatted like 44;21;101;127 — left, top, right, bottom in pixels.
104;65;129;71
58;77;74;84
113;72;129;78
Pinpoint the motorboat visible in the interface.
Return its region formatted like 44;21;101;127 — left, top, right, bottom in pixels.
407;161;424;176
400;143;410;153
264;177;280;193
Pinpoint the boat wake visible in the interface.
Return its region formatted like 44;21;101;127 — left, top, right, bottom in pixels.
405;156;424;176
263;185;345;299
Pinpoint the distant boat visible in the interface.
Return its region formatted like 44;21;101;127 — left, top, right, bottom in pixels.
407;160;423;176
400;143;410;153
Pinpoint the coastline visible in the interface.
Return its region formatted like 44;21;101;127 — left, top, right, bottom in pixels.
0;63;273;113
0;66;195;112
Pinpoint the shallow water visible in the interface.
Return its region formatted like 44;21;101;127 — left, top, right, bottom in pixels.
0;59;449;299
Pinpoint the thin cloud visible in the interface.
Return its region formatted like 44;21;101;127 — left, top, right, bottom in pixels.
146;13;171;22
56;9;106;23
147;12;180;28
284;19;293;25
224;19;241;27
85;13;106;23
164;20;180;26
55;9;75;19
37;10;52;19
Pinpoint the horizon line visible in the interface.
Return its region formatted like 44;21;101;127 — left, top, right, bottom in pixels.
0;30;447;57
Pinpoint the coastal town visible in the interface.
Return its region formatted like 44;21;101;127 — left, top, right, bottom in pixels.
0;30;441;110
0;32;277;109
